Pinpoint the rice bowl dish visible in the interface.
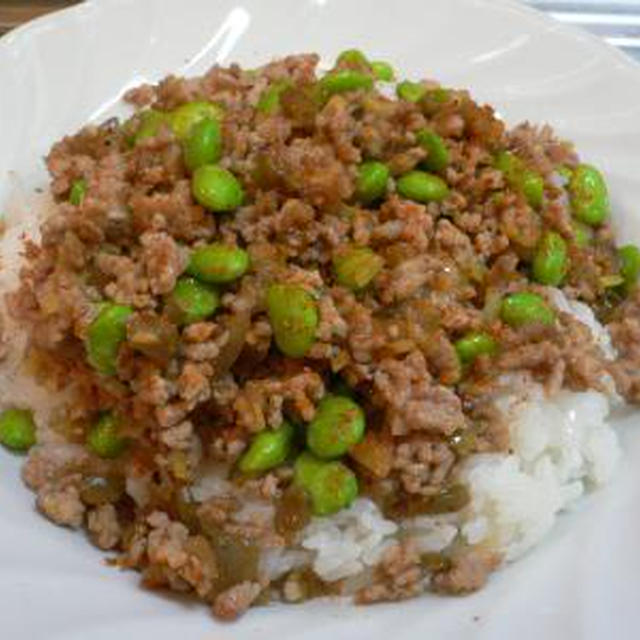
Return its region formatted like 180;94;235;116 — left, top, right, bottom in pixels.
0;49;638;620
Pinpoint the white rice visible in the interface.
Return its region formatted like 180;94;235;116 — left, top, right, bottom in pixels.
301;498;398;581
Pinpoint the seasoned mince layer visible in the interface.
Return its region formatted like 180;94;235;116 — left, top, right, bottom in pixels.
1;50;639;621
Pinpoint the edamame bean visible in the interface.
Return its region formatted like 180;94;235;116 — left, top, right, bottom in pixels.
132;109;169;144
495;151;544;209
307;395;366;459
294;452;358;515
396;80;427;103
320;70;373;95
267;283;318;358
183;117;222;171
522;170;544;209
308;460;358;516
454;332;498;365
167;277;220;325
532;231;568;286
572;221;594;248
421;87;450;115
333;246;383;290
371;60;394;82
294;451;325;489
619;244;640;292
69;178;87;206
569;164;609;226
191;165;244;212
336;49;369;68
187;243;250;283
170;100;224;140
356;161;389;203
0;408;36;452
396;170;449;203
256;81;290;114
500;292;555;328
87;413;127;459
416;129;450;173
238;421;294;474
86;304;133;375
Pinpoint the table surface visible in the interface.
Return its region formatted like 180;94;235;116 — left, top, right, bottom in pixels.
1;1;640;61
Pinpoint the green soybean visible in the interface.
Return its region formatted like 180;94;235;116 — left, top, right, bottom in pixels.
397;170;449;203
167;277;220;325
495;151;544;209
132;109;169;144
572;221;594;248
336;48;369;68
267;283;318;358
320;70;373;95
333;246;383;290
307;460;358;516
87;413;127;459
191;165;244;212
569;164;609;226
256;81;290;114
532;231;569;286
371;60;394;82
522;170;544;209
454;332;498;365
421;88;450;115
356;161;390;203
69;179;87;206
183;117;222;171
500;292;555;328
187;243;250;284
238;421;294;474
294;452;358;516
416;129;450;173
86;304;133;375
170;100;224;140
307;395;366;459
619;244;640;292
294;451;325;489
396;80;427;103
0;408;36;452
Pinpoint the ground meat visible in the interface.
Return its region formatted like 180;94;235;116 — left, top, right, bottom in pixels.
140;231;188;295
394;439;456;495
212;581;263;620
233;370;325;432
431;547;501;594
87;504;122;550
22;443;90;491
159;420;194;450
143;511;219;598
608;290;640;403
356;540;423;603
373;353;466;436
36;481;85;528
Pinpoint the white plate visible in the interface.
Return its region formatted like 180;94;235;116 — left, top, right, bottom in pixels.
1;1;640;638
